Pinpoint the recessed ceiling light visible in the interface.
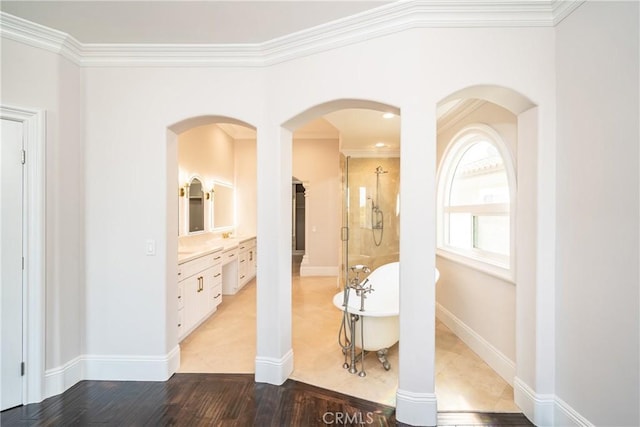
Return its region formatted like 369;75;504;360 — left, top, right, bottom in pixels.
375;142;386;148
382;112;394;119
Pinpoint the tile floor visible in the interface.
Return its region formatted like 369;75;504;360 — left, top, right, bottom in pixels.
179;260;519;412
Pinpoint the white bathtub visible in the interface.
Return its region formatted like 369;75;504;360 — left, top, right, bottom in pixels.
333;262;440;352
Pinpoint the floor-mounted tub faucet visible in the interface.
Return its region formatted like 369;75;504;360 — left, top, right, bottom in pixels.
347;265;373;311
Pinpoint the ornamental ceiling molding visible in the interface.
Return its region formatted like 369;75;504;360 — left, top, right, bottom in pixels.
0;1;584;67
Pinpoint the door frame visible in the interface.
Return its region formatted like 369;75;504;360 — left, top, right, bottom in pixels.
1;105;46;404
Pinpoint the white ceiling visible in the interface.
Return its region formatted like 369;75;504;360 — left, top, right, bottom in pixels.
1;0;479;155
0;1;389;44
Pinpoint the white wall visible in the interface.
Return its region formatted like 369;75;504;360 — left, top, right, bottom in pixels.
292;138;341;274
83;66;263;366
555;2;639;425
264;26;556;424
2;8;566;425
0;39;85;390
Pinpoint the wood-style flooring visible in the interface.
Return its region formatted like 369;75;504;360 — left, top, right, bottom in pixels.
1;373;533;426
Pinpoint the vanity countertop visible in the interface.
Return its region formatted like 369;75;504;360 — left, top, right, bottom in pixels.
178;235;256;264
178;245;223;264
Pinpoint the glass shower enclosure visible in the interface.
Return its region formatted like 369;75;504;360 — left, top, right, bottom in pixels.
341;156;400;287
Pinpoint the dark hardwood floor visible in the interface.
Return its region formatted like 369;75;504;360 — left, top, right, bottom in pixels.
1;373;533;426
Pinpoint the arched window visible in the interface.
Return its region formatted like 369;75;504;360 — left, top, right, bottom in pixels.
437;125;515;277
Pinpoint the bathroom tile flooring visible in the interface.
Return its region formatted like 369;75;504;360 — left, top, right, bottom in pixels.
179;264;519;412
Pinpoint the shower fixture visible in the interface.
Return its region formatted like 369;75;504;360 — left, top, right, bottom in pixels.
371;166;387;246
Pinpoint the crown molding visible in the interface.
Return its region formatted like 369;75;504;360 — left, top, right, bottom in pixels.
1;1;585;67
0;12;84;64
551;0;586;25
437;99;487;134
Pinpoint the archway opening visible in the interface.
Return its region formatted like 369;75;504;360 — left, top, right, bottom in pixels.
283;99;402;406
166;114;258;374
435;85;538;413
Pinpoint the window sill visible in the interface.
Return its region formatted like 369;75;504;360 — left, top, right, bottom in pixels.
436;248;515;284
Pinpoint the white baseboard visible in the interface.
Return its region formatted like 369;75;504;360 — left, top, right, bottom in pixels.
44;355;84;399
255;349;293;385
513;377;555;426
44;346;181;398
554;395;594;427
84;346;180;381
300;265;339;276
396;389;438;426
436;302;515;385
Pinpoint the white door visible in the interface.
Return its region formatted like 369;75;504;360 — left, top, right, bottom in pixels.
1;118;24;410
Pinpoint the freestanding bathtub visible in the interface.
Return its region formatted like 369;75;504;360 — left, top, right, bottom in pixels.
333;262;440;371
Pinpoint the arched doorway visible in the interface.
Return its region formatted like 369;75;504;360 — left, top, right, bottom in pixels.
282;100;402;404
436;85;552;421
166;115;257;372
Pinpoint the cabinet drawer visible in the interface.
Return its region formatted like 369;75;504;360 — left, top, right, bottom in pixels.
212;264;222;284
222;248;238;265
212;283;222;307
179;251;221;279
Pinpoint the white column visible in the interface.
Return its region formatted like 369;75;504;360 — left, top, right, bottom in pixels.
513;106;558;426
396;101;438;426
254;123;294;384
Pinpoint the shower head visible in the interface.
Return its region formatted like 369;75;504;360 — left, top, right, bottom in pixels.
375;166;388;174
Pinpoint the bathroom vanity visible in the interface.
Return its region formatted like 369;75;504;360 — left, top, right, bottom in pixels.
177;236;256;341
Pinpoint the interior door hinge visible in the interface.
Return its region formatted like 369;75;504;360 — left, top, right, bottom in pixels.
21;362;25;376
21;149;26;165
22;257;25;270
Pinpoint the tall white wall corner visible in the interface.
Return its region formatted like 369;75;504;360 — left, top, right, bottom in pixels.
44;356;84;399
165;345;181;378
254;349;293;386
513;377;555;426
395;389;437;426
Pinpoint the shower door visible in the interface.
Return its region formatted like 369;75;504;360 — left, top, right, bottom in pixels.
341;156;400;286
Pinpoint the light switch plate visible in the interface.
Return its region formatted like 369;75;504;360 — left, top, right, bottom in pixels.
145;239;156;256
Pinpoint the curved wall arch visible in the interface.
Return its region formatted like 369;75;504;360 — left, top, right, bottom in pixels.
436;84;552;424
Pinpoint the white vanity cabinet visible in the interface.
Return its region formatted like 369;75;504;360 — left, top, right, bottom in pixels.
177;249;223;341
239;238;257;287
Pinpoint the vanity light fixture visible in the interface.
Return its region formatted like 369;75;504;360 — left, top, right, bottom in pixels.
382;112;394;119
375;142;386;148
179;182;190;197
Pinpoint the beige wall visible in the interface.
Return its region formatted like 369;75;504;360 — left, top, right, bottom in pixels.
178;124;235;186
234;139;258;237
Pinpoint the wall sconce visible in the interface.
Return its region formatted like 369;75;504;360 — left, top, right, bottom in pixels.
179;183;189;197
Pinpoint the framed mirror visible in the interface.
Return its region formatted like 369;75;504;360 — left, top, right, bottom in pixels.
188;177;205;233
213;182;234;229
